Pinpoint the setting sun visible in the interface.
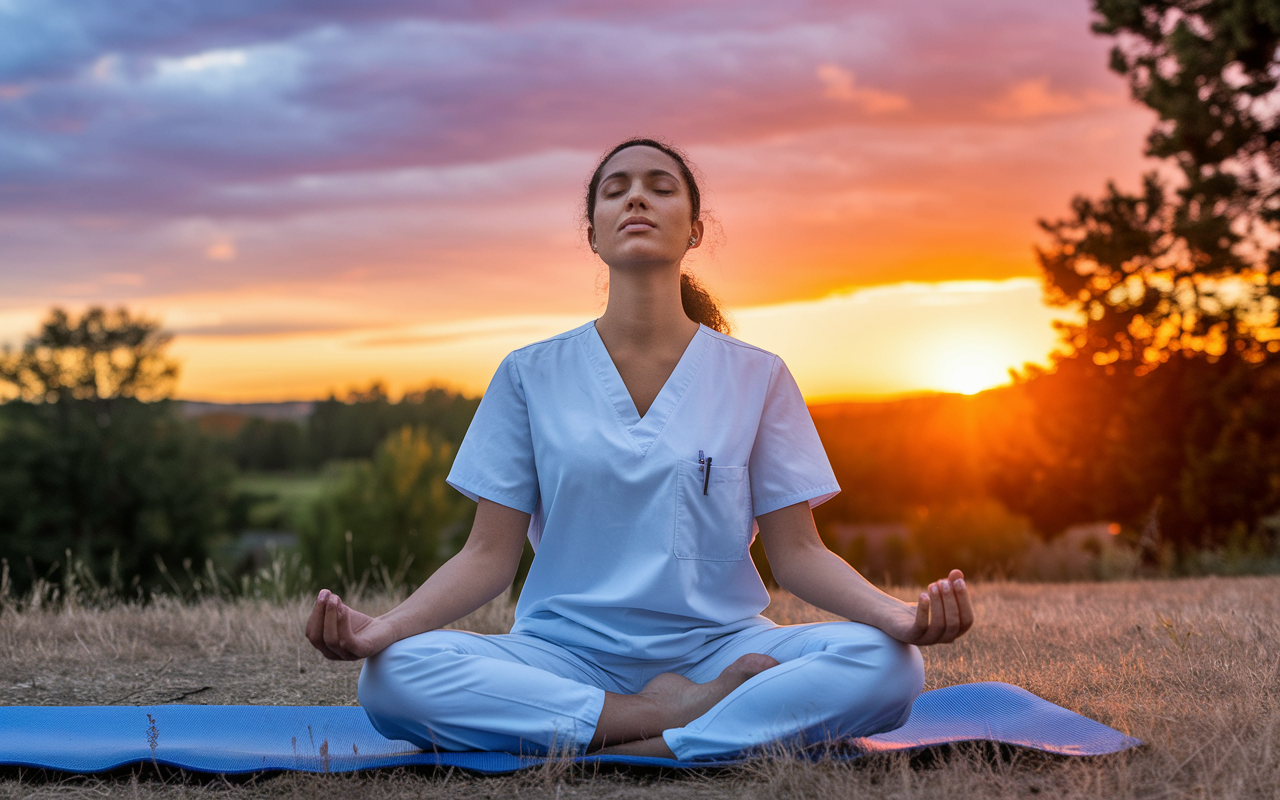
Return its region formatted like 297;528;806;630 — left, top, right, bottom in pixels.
932;340;1017;395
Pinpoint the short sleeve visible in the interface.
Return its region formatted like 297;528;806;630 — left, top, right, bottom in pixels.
748;356;841;517
446;353;540;514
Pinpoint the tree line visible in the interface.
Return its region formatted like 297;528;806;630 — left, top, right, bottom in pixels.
0;308;482;597
199;384;479;473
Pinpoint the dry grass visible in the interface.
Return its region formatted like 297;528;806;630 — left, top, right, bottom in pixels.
1;577;1277;799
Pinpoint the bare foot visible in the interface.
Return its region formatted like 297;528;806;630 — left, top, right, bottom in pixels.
590;653;778;752
592;653;779;757
647;653;778;729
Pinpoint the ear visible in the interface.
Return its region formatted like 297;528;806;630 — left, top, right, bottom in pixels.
688;219;705;249
587;225;597;251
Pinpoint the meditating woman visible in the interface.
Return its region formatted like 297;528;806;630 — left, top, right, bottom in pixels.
304;138;975;760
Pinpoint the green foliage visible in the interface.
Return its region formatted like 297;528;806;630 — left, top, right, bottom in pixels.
0;399;234;595
307;382;480;466
297;425;475;589
232;417;307;471
0;306;235;596
191;383;481;474
226;471;326;533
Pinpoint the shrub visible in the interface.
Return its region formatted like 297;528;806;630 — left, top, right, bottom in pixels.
297;425;475;591
908;499;1036;582
0;399;232;595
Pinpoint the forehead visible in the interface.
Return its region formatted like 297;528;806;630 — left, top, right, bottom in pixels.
598;145;684;181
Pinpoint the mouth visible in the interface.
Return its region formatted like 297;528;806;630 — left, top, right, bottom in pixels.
618;216;656;233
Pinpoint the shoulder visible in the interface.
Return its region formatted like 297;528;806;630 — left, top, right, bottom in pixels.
498;320;595;374
700;325;784;375
512;320;596;353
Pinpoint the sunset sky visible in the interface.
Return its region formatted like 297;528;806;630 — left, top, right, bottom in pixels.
0;0;1159;402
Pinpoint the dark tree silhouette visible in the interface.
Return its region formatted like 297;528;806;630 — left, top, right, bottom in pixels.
990;0;1280;554
1041;1;1280;372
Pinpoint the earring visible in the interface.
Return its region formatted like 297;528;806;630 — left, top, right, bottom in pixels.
688;236;698;247
590;239;598;252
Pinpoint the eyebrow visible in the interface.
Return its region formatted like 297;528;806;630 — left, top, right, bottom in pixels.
600;168;680;183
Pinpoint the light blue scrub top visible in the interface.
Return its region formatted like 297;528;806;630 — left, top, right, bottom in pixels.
445;321;840;660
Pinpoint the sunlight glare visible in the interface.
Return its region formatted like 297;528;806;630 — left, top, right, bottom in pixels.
932;339;1013;395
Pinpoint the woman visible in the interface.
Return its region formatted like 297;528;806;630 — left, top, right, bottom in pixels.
305;138;975;760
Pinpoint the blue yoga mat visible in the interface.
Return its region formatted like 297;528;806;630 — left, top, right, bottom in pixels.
0;682;1140;775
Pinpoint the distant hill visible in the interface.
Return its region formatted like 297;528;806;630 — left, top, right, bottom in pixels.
807;387;1023;526
178;400;315;421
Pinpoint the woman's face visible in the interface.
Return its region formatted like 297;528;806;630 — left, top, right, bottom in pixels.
589;145;703;269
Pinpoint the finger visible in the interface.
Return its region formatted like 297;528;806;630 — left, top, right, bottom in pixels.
921;582;946;645
323;595;355;660
939;579;962;643
305;590;342;660
953;577;975;636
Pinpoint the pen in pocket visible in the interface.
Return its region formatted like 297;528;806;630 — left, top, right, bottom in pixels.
698;449;712;495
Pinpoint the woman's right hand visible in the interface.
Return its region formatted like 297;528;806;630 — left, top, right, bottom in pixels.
304;589;396;660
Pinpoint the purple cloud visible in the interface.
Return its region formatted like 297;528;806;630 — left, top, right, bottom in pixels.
0;0;1147;314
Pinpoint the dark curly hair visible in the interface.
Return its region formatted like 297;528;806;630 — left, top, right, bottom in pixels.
585;138;731;335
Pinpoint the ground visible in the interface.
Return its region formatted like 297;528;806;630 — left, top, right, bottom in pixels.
1;577;1276;798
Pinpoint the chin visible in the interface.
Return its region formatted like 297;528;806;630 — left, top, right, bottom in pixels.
608;245;683;267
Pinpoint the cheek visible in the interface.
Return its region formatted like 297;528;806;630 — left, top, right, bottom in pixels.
660;205;695;234
590;201;615;234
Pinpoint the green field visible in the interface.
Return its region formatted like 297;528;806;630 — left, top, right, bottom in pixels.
230;470;333;531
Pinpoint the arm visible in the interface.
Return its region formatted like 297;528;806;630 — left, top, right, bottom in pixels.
305;497;531;660
756;501;974;645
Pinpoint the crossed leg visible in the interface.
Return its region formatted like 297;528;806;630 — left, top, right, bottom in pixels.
358;621;922;761
658;620;925;760
590;653;779;756
358;628;779;756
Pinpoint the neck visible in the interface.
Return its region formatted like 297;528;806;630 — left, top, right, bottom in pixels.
596;261;698;347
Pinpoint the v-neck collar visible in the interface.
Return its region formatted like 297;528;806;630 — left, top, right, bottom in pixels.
582;320;709;455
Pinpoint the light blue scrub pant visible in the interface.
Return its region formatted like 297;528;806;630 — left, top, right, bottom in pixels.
357;621;924;761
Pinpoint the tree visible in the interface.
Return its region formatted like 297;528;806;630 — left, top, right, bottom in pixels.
993;0;1280;554
0;307;230;596
0;307;179;404
1042;1;1279;372
307;382;480;466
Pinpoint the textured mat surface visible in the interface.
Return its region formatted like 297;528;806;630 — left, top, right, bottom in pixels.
0;681;1141;774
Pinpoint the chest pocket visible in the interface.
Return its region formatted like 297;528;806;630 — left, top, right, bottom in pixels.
674;459;752;561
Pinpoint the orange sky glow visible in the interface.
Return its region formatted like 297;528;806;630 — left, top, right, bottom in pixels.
0;1;1158;403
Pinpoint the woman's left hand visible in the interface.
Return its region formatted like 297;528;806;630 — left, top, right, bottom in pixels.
880;569;975;646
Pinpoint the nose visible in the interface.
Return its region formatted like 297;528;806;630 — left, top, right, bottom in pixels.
623;184;650;210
